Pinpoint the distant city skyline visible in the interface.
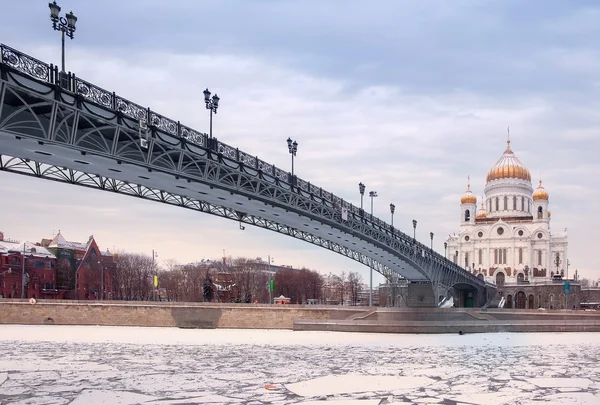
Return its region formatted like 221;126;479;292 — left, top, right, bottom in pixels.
1;0;598;283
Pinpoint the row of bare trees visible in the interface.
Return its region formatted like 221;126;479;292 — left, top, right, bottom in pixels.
110;252;365;304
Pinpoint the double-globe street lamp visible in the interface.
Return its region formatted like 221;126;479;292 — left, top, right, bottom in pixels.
286;138;298;183
48;1;77;86
203;88;220;146
369;191;377;216
390;203;395;227
412;219;417;240
358;182;366;210
430;232;434;249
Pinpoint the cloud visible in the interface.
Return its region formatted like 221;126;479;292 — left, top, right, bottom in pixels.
0;0;599;282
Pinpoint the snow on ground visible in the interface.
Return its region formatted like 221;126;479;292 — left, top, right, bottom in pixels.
0;325;599;404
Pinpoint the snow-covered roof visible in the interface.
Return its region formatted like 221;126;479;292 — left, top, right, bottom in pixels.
0;240;56;259
46;231;89;251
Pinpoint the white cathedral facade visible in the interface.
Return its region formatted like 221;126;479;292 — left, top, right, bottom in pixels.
445;139;568;286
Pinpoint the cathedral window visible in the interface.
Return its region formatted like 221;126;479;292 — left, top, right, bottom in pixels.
465;209;470;222
519;248;523;264
528;200;531;213
465;253;469;268
537;206;543;219
495;197;499;211
494;249;498;264
537;250;542;266
513;196;517;210
521;197;524;211
503;196;508;210
503;248;507;264
478;249;483;265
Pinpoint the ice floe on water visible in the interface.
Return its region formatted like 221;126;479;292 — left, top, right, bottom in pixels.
0;325;599;404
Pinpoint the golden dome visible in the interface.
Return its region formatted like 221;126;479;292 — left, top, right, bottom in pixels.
547;210;551;218
486;139;531;183
461;177;477;204
476;200;487;219
533;180;549;201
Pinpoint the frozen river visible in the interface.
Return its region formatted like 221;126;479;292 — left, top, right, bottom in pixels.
0;325;599;404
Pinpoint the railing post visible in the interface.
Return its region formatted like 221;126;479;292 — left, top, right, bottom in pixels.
112;92;117;110
255;156;259;169
147;107;151;126
236;148;240;162
177;121;181;137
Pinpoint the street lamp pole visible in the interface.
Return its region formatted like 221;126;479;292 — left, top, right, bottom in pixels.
444;242;447;259
390;203;395;227
21;242;26;298
286;138;298;178
48;1;77;85
152;249;158;301
359;182;365;210
369;191;378;216
430;232;434;249
412;219;417;240
203;88;220;140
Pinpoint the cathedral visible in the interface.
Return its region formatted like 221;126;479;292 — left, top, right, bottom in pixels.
445;138;569;288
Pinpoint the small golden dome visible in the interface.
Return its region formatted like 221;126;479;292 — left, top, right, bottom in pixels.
476;200;487;219
547;210;551;218
461;177;477;204
533;180;549;201
486;139;532;183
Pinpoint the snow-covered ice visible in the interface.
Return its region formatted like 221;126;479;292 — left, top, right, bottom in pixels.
0;325;599;404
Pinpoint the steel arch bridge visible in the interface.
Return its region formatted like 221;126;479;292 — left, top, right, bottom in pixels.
0;44;494;307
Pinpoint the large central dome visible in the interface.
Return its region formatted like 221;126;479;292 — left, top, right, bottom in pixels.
486;139;531;183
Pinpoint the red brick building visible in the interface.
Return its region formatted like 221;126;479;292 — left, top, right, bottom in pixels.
42;232;116;300
0;231;58;299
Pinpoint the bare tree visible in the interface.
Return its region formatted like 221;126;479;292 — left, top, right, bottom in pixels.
347;271;363;305
114;252;153;300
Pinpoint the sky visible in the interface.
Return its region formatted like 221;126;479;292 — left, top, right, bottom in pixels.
0;0;599;284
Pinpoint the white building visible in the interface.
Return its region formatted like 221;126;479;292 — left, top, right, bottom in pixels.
446;138;568;286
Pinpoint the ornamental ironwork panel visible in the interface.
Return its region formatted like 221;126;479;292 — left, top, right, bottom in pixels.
75;78;113;109
274;167;288;182
150;112;178;136
181;125;205;147
258;159;273;175
309;184;320;195
115;96;147;122
217;141;237;160
238;151;256;167
1;45;50;83
297;178;309;192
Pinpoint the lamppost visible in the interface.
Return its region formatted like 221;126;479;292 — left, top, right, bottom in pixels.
21;242;26;298
359;182;365;210
152;249;158;301
48;2;77;78
286;138;298;178
390;203;395;227
444;242;447;259
268;255;274;304
203;88;220;140
430;232;434;249
412;219;417;240
554;253;561;278
369;191;378;216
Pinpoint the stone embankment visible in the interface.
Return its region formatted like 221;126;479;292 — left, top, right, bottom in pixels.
1;299;600;333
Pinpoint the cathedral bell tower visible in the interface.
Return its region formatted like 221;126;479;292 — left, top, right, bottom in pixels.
460;176;477;225
532;179;550;222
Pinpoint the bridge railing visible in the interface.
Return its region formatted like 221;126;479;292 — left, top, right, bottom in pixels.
0;43;482;285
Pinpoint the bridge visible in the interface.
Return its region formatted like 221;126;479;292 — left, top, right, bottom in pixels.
0;44;494;307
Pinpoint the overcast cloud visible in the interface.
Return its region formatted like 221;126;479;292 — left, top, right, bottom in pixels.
1;0;599;283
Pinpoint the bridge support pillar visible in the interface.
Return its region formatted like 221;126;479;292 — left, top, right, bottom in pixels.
406;282;437;308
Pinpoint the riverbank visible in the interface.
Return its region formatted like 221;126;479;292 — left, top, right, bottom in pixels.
1;299;599;333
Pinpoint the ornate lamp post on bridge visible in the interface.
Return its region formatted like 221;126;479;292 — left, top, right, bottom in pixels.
358;182;365;210
203;88;220;142
286;138;298;184
389;203;395;227
369;191;377;216
412;219;417;240
48;1;77;86
430;232;434;249
444;242;447;259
